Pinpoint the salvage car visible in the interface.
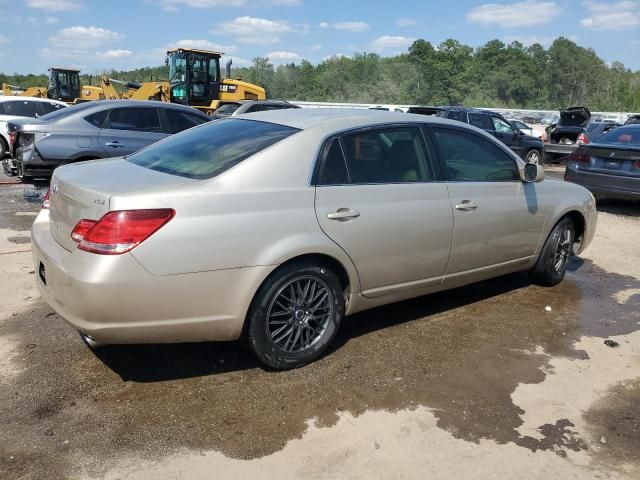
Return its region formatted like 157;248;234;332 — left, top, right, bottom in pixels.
1;96;67;176
547;106;591;145
9;100;210;182
211;100;300;119
565;124;640;200
32;109;597;369
438;107;545;164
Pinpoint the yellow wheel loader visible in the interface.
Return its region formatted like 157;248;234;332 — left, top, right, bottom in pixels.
2;67;105;104
165;48;266;114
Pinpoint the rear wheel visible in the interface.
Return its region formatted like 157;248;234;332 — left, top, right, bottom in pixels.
529;217;575;286
246;262;344;369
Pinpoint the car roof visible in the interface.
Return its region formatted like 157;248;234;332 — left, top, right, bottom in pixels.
238;108;470;132
0;96;67;106
62;99;209;116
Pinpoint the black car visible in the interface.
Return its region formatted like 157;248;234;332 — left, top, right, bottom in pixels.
547;106;591;145
436;107;545;164
8;100;211;182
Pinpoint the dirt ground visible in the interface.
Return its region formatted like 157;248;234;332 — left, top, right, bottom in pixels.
0;169;638;480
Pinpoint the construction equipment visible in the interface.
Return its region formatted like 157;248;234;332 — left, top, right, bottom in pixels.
165;48;266;114
2;67;105;104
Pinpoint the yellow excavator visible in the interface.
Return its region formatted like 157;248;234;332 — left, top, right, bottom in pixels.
2;67;107;103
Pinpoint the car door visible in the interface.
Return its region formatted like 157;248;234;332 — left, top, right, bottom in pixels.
429;125;545;279
491;115;523;156
314;125;453;297
98;107;166;157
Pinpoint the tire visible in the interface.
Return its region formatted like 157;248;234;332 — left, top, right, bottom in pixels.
529;217;575;286
0;137;7;159
525;149;543;165
246;261;344;370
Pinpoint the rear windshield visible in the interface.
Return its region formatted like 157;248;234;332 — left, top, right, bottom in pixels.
38;101;96;122
215;103;241;115
127;118;299;179
594;126;640;146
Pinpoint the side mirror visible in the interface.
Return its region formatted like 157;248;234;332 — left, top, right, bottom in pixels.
523;163;544;183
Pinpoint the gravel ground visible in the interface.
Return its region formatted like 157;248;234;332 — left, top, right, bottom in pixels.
0;167;638;480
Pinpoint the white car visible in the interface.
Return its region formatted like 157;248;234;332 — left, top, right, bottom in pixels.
0;96;67;175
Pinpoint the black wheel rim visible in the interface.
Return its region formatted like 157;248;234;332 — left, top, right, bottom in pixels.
554;227;572;273
266;276;333;353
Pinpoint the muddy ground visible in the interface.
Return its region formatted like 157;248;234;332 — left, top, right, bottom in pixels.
0;169;638;479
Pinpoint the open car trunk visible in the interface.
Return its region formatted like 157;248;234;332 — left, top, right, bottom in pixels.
549;106;591;144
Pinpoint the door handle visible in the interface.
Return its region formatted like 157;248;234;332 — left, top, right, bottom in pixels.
455;201;478;211
105;141;124;148
327;209;360;221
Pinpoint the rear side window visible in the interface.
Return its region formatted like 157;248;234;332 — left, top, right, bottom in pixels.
318;140;349;185
162;109;209;134
127;119;299;179
38;102;66;116
4;100;38;117
107;107;161;132
433;127;519;182
335;127;433;184
445;110;466;122
84;110;109;128
468;113;492;130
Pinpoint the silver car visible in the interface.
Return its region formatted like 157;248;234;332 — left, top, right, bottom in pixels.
32;109;598;369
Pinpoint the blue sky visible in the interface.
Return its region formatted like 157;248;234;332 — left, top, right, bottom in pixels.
0;0;639;74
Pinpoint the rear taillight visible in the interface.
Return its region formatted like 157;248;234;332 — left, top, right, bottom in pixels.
577;133;589;145
42;188;51;209
71;219;97;243
568;148;589;164
72;209;175;255
634;160;640;170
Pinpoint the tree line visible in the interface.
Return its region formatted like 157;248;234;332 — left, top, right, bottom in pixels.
2;37;639;112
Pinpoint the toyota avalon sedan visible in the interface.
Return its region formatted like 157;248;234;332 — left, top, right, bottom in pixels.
32;109;597;369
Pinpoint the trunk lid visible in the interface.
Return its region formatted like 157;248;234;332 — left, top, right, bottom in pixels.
580;144;640;177
558;107;591;128
48;158;197;251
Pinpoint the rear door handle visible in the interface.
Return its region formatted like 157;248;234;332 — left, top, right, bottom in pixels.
105;141;124;148
327;209;360;221
455;201;478;211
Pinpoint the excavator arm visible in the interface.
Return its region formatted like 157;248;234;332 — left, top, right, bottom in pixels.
2;83;48;98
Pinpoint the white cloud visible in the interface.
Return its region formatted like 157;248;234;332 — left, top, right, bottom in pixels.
266;50;301;62
580;1;640;30
45;16;58;24
466;1;562;27
369;35;416;51
49;26;121;49
0;34;9;43
40;47;85;59
226;55;252;67
215;16;294;44
158;0;300;10
322;53;349;61
396;18;417;27
171;39;236;52
98;49;133;59
318;21;370;32
25;0;82;11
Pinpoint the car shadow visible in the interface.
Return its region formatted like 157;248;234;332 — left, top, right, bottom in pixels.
92;266;551;383
596;198;640;217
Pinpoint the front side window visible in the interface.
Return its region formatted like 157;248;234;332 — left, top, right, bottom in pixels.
127;119;299;179
492;117;515;134
163;109;209;134
107;108;161;132
4;101;38;117
338;127;432;184
433;127;519;182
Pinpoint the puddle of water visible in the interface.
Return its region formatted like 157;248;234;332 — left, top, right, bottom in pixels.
0;259;639;479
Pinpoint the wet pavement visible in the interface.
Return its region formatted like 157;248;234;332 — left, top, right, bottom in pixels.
0;169;639;479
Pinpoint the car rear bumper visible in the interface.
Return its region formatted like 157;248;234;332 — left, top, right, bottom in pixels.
32;210;275;344
565;166;640;200
19;151;62;178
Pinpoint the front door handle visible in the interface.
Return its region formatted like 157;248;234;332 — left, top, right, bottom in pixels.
105;141;124;148
327;208;360;221
455;201;478;211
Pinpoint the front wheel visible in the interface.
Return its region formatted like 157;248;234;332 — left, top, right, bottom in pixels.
246;262;344;370
525;149;543;165
529;217;575;286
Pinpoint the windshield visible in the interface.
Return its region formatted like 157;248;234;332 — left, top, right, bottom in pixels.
169;52;188;99
127;119;300;179
594;126;640;146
